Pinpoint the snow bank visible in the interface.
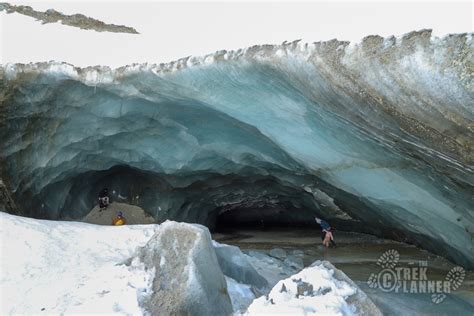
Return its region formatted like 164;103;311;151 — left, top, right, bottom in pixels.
245;261;381;316
0;212;159;314
0;213;239;314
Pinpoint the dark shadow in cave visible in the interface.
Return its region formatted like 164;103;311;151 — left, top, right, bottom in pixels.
42;164;170;220
12;163;474;268
213;204;319;233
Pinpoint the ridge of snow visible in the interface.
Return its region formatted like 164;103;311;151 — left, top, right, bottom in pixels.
2;30;471;84
0;212;159;314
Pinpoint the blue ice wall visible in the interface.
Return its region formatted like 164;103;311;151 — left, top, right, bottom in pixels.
1;30;473;268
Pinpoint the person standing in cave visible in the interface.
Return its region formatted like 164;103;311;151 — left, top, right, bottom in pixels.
315;217;336;247
98;188;110;211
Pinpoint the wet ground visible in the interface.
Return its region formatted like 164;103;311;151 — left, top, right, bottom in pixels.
213;228;474;315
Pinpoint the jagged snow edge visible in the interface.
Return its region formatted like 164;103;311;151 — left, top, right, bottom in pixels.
1;29;472;85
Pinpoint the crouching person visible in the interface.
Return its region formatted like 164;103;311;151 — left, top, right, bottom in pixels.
112;211;126;226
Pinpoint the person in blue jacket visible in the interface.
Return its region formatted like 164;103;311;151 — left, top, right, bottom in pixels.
315;217;336;247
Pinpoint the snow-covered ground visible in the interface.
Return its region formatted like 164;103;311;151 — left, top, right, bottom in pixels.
0;212;159;314
246;264;357;315
1;212;376;315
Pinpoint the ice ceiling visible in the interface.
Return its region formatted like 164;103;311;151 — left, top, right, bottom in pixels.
1;30;473;268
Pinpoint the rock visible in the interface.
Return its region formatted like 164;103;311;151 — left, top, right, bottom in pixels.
291;249;305;257
247;250;271;262
269;248;287;260
213;242;268;290
283;255;304;270
0;179;19;215
0;3;139;34
244;250;294;288
295;280;314;297
134;221;233;315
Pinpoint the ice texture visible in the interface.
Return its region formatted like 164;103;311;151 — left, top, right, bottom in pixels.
0;30;473;268
213;241;269;290
134;221;233;315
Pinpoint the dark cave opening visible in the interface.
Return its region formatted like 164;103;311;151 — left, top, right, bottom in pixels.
12;162;402;239
26;164;327;228
10;161;370;242
7;163;474;269
23;164;167;220
213;204;319;233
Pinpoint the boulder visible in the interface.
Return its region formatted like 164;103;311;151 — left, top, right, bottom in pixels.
213;242;268;290
291;249;305;257
283;255;304;271
134;221;233;315
269;248;287;260
244;250;295;288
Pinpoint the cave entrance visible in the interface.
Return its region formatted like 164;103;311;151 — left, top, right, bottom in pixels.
212;203;317;233
56;164;168;220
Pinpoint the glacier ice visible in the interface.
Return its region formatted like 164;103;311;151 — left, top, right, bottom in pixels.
133;221;233;315
0;30;473;268
213;241;269;291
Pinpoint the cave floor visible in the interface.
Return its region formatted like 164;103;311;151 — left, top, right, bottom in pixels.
82;202;156;225
212;228;474;315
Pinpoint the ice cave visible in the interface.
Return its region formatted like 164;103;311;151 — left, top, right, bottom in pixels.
2;29;473;266
1;22;473;315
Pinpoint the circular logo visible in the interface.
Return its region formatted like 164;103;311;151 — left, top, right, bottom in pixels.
377;268;398;292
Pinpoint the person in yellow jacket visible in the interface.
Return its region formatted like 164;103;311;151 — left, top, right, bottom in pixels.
112;211;126;226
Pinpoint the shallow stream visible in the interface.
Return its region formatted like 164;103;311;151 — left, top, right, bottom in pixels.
213;228;474;315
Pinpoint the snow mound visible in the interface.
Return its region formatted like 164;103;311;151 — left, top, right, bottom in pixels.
0;213;237;315
0;212;159;314
245;260;382;316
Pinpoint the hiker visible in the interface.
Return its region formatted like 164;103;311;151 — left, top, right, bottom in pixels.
112;211;126;226
98;188;110;211
315;217;336;247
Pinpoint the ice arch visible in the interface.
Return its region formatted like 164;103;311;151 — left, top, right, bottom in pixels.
1;30;473;268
